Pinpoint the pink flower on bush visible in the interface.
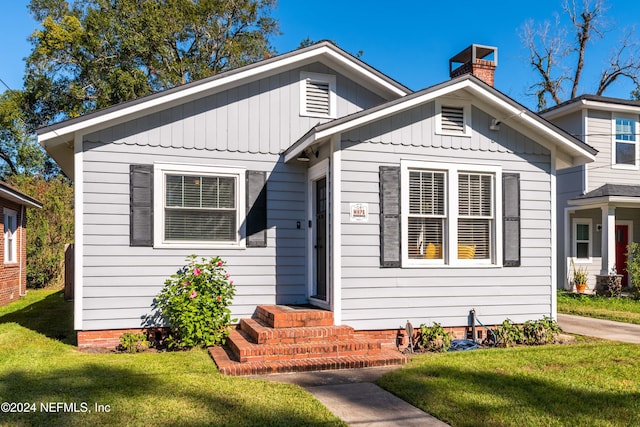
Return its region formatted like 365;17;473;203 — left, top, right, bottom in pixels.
189;290;197;299
182;281;189;287
193;268;201;276
216;296;221;301
217;261;223;267
225;273;231;279
229;280;234;285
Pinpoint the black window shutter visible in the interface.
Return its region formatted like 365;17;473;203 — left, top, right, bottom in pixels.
503;173;520;267
130;164;154;247
246;170;267;248
380;166;401;267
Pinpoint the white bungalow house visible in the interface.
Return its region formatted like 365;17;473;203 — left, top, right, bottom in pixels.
37;42;596;355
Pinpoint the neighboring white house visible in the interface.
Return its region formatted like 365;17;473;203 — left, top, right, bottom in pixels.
542;95;640;291
38;42;596;347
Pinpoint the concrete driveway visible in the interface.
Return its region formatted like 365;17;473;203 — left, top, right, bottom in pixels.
557;314;640;343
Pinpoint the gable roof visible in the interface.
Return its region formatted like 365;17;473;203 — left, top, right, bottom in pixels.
284;74;597;169
0;181;42;209
541;94;640;120
37;41;411;168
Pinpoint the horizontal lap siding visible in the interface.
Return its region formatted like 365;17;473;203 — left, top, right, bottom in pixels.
585;109;640;190
339;125;553;329
81;143;308;330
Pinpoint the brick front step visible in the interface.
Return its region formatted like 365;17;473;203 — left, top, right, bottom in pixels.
239;318;356;344
227;329;382;363
209;305;407;376
256;305;334;328
209;345;407;376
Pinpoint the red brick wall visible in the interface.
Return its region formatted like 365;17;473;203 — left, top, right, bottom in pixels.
78;328;169;349
0;199;27;306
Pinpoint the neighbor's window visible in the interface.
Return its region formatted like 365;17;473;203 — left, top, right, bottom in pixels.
155;164;244;247
3;208;17;264
573;220;591;260
615;117;637;166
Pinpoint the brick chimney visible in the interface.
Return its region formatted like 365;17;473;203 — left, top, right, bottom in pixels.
449;44;497;86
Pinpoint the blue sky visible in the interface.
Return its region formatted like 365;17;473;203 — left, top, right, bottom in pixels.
3;1;640;110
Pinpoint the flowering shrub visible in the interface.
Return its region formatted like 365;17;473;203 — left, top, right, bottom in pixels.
155;255;236;349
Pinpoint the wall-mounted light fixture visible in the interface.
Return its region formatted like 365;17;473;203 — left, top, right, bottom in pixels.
489;118;501;131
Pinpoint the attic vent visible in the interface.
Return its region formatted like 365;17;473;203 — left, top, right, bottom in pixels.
436;100;471;137
300;71;336;118
441;106;465;133
306;80;330;115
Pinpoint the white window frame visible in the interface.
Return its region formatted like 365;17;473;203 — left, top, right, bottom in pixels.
572;218;592;263
435;99;472;137
300;71;337;119
612;114;639;170
3;208;17;264
153;163;246;249
401;160;502;268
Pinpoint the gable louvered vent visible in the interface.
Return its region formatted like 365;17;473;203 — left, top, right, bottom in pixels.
306;80;331;115
300;72;336;118
440;106;465;134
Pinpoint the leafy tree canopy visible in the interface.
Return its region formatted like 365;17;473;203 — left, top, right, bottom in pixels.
24;0;279;128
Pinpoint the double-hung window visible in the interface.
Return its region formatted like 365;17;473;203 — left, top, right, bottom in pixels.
572;219;591;260
614;116;637;167
154;164;245;248
402;161;500;266
408;170;446;261
4;208;17;264
458;173;493;260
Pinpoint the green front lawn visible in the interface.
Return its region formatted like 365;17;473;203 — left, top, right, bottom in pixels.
0;289;346;426
557;290;640;324
378;343;640;427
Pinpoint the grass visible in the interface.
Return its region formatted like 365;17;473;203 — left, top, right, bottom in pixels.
378;344;640;427
0;289;346;426
557;290;640;324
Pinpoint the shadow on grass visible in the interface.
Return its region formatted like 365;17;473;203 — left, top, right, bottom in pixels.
0;290;76;345
0;362;342;426
378;363;640;426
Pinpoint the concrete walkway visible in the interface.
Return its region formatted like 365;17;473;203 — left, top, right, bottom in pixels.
557;314;640;343
252;366;450;426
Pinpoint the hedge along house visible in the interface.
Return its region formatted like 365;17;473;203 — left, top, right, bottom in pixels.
0;181;42;306
38;42;595;356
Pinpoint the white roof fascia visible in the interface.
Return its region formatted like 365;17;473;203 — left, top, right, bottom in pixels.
286;79;596;166
465;85;596;163
568;196;640;207
543;99;640;120
0;187;42;209
284;80;470;162
39;44;409;146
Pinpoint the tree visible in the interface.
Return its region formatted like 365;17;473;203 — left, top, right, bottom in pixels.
24;0;279;128
521;0;640;110
0;89;59;178
7;174;74;288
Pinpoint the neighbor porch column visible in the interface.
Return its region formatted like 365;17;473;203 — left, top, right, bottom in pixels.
601;205;616;275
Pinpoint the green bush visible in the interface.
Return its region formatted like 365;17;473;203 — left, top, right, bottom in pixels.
154;255;236;350
418;322;453;352
119;332;149;353
494;318;524;347
522;316;561;345
627;243;640;300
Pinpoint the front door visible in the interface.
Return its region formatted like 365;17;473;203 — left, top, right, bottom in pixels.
615;224;629;286
313;177;327;300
